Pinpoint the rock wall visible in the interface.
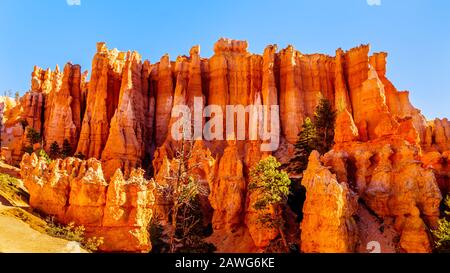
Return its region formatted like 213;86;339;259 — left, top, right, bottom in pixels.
328;138;441;253
301;151;359;253
101;51;147;180
6;38;450;253
20;153;154;252
6;39;449;165
76;43;125;159
44;63;82;150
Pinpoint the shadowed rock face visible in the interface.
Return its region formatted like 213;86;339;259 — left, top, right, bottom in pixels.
313;139;441;253
5;38;450;253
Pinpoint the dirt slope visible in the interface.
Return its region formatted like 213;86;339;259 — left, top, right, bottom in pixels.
0;162;87;253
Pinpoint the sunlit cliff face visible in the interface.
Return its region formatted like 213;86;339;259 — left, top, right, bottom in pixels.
3;38;450;253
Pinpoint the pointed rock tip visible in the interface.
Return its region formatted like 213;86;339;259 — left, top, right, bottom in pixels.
190;45;200;56
96;42;107;52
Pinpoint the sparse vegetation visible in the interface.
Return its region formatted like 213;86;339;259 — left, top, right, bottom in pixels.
26;127;41;145
61;139;72;158
49;141;61;159
19;119;29;131
37;148;51;164
248;156;291;252
154;137;215;253
148;218;170;253
432;196;450;253
46;217;104;252
0;207;46;232
314;97;337;154
22;145;34;155
74;152;86;160
287;98;336;176
0;173;29;206
288;117;317;175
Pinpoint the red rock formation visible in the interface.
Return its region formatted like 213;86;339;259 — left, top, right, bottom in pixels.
335;49;353;113
3;38;450;253
209;142;246;232
301;151;359;253
20;153;154;252
334;109;359;143
141;60;156;167
102;51;146;180
152;141;216;225
278;45;304;144
370;53;428;142
154;54;174;147
398;207;432;253
187;45;204;110
322;138;442;253
261;45;279;123
31;66;58;95
0;89;46;164
21;91;46;133
422;151;450;194
424;118;450;152
76;43;124;159
101;168;154;252
69;65;84;137
0;97;23;163
44;63;82;150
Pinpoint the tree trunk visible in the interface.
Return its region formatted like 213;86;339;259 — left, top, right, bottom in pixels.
276;206;289;253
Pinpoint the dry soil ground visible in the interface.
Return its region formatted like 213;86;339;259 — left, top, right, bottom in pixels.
0;162;87;253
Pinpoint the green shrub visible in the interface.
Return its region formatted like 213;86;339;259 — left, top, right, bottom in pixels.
249;156;291;252
432;196;450;253
37;149;51;164
0;173;29;205
46;217;104;252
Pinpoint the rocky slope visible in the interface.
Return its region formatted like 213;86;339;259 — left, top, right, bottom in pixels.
1;38;449;252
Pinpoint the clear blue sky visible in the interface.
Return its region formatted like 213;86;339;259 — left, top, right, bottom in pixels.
0;0;449;119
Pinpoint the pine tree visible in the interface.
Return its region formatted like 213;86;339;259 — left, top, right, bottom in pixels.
74;152;86;160
19;119;29;131
314;97;336;154
248;156;291;252
22;145;34;154
155;136;211;253
26;128;41;145
49;141;61;159
288;117;317;175
61;139;72;158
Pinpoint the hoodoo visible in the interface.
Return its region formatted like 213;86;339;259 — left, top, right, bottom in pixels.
1;38;449;253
